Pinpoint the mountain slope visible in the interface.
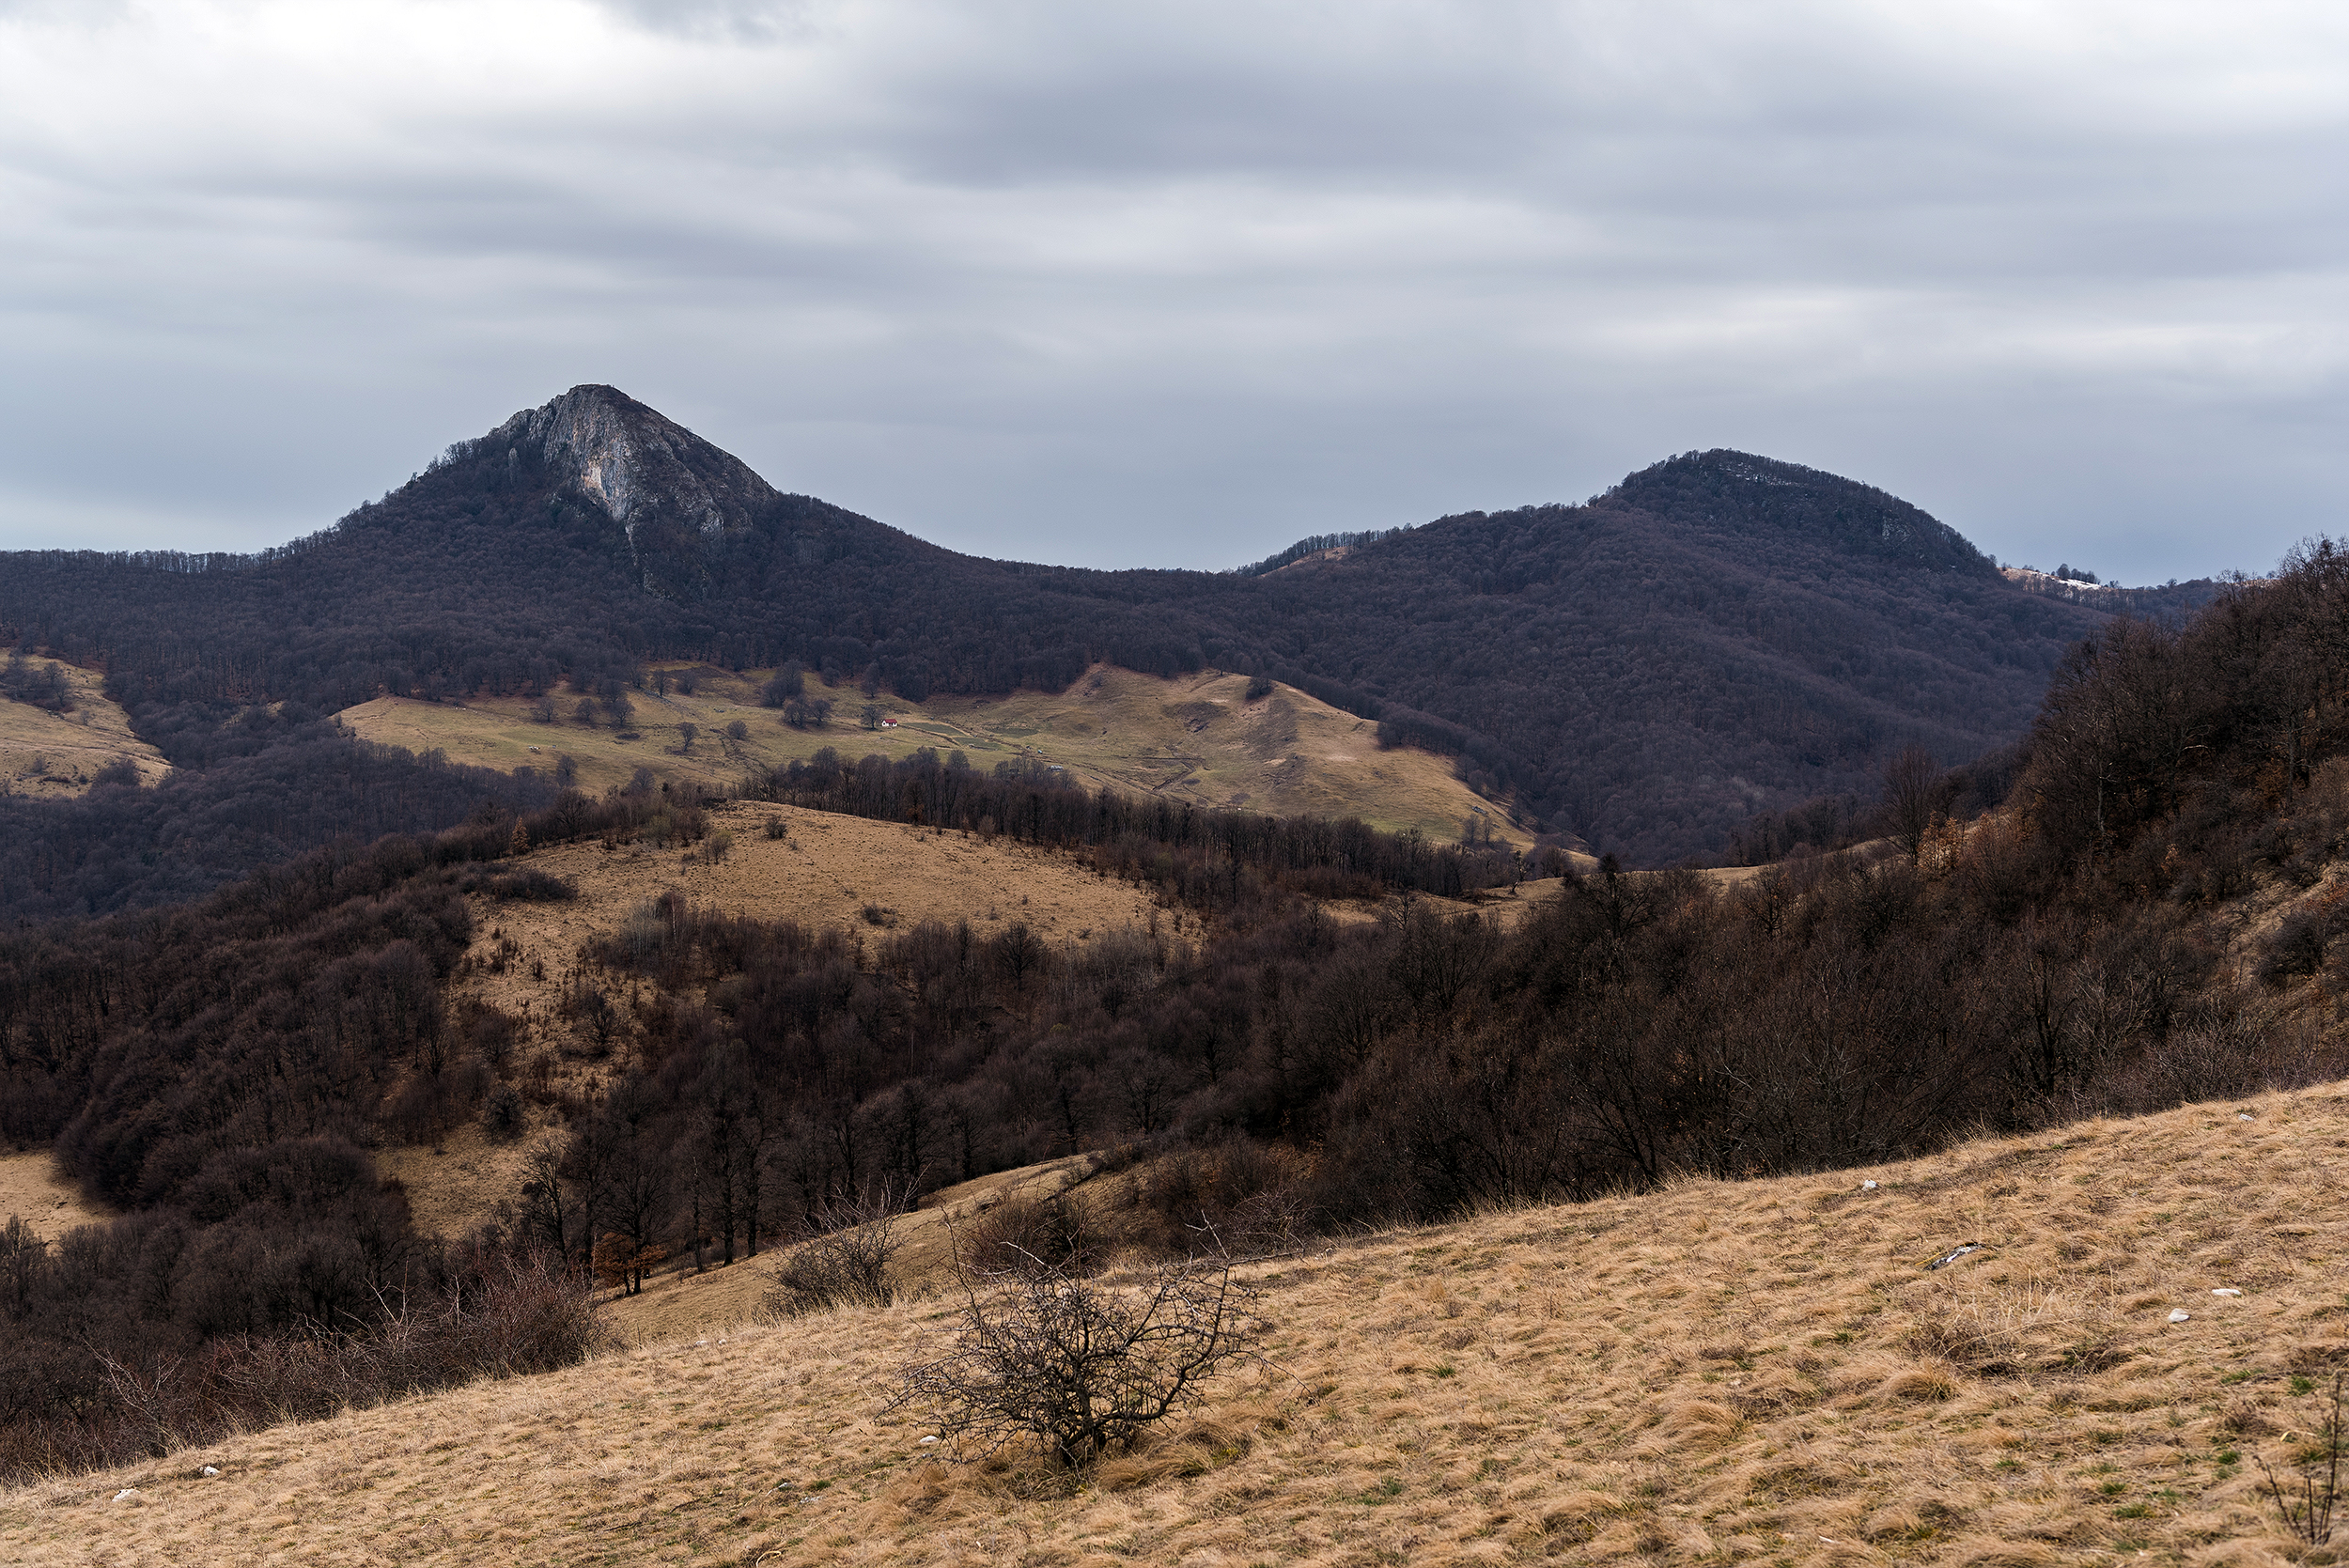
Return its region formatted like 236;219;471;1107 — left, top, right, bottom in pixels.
0;388;2123;862
0;663;168;798
336;660;1532;848
8;1085;2341;1567
1221;452;2107;859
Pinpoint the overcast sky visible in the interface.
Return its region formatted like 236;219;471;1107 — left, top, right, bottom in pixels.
2;1;2343;582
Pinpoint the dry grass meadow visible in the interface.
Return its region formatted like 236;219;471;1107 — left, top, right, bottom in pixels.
397;804;1542;1240
9;1085;2349;1568
336;662;1528;850
0;1148;108;1240
598;1155;1106;1347
442;795;1167;1050
373;800;1166;1234
0;666;169;798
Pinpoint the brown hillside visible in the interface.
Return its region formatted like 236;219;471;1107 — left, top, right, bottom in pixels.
10;1086;2347;1566
443;797;1168;1033
397;791;1589;1244
379;801;1170;1236
0;1150;107;1241
0;665;168;798
597;1155;1105;1348
394;800;1536;1246
336;663;1529;850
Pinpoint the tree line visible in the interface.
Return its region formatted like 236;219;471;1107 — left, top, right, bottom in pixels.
742;747;1543;904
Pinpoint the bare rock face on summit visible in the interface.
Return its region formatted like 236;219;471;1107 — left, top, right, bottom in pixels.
489;384;778;598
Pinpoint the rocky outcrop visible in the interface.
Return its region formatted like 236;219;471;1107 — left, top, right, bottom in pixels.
487;384;779;596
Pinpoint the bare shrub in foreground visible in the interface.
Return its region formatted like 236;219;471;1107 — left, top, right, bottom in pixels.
765;1188;906;1317
890;1253;1266;1469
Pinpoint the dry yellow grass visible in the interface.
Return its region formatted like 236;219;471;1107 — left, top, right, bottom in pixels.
338;662;1529;849
0;1149;107;1240
447;796;1168;1031
0;667;169;798
377;802;1167;1234
12;1085;2349;1566
375;1124;548;1246
600;1155;1103;1347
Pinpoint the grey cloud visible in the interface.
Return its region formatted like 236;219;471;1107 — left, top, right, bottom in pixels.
1;0;2345;583
593;0;812;36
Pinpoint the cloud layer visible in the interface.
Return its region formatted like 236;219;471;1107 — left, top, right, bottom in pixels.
2;0;2343;581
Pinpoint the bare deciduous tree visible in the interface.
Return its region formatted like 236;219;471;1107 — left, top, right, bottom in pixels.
1882;745;1942;863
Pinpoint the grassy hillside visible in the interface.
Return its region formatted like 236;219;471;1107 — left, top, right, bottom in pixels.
445;798;1168;1016
0;665;168;798
337;663;1532;850
383;800;1548;1244
375;800;1170;1237
597;1154;1107;1348
8;1085;2345;1566
0;1151;106;1241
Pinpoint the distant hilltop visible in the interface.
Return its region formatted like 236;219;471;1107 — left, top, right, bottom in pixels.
2000;564;2235;622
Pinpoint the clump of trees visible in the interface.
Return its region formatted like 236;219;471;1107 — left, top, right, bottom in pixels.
742;746;1537;905
0;1233;599;1479
764;1188;906;1316
0;649;73;713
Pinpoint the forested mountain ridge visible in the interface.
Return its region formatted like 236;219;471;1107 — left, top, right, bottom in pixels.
1;388;2139;863
0;419;2330;1487
1223;452;2110;858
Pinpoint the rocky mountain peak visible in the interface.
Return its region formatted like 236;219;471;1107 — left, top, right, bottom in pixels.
486;384;781;596
492;384;776;537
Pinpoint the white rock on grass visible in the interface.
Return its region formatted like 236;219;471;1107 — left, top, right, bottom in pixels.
2213;1288;2244;1297
2169;1309;2192;1323
202;1466;221;1477
1860;1180;1878;1191
112;1489;138;1502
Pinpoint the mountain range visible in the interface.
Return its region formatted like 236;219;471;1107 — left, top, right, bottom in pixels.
0;385;2222;896
3;389;2334;1508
